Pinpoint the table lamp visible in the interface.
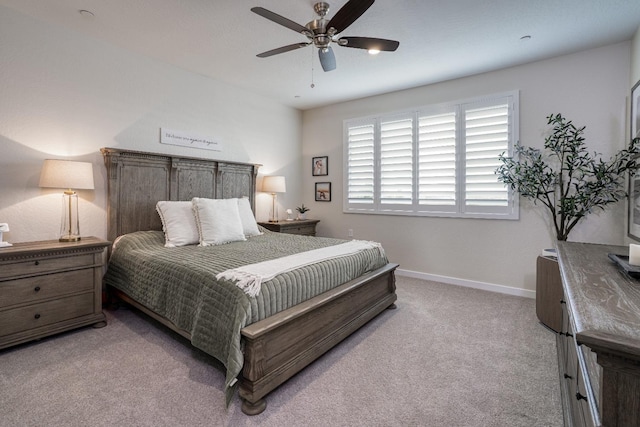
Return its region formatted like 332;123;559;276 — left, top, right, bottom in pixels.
262;175;286;222
39;159;95;242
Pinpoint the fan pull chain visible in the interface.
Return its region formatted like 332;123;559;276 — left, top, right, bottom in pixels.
310;46;315;89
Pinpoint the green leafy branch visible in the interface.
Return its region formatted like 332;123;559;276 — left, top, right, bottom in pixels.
496;113;640;241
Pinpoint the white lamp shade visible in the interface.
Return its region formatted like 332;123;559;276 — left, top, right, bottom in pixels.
262;175;286;193
39;159;95;190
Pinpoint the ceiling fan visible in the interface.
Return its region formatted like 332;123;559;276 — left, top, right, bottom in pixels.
251;0;399;72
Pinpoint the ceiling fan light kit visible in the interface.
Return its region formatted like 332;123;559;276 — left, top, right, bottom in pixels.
251;0;399;72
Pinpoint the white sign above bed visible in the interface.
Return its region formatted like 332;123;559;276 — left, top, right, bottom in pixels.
160;128;223;152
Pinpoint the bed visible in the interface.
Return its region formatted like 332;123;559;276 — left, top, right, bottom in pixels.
101;147;398;415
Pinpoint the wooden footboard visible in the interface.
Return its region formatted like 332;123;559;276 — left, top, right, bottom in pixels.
109;263;397;415
239;263;398;415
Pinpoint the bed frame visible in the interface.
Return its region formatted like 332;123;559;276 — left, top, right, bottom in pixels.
101;147;398;415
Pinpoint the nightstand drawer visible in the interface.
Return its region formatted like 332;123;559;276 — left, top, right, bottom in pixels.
284;225;316;235
0;293;94;337
0;269;94;308
0;254;95;280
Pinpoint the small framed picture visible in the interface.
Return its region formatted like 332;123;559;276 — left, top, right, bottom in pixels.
629;160;640;241
312;156;328;176
633;80;640;139
315;182;331;202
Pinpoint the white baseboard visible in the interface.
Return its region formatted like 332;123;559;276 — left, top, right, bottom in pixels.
396;268;536;299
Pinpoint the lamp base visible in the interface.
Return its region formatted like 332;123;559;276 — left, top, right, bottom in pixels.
269;192;279;223
59;235;81;242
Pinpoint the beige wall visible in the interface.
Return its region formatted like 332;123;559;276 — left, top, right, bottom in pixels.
302;42;632;294
0;6;302;243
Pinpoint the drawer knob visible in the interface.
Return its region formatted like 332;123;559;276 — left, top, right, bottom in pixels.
34;260;40;266
34;313;41;319
34;286;41;292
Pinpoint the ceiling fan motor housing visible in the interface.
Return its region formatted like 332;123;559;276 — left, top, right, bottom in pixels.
307;20;331;49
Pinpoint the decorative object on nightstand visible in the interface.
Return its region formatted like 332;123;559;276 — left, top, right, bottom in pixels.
262;175;286;223
296;204;309;220
39;159;95;242
0;237;110;350
0;223;12;248
258;219;320;236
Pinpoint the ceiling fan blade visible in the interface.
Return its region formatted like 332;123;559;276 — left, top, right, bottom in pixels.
251;7;309;34
339;37;399;52
318;47;336;72
257;43;310;58
327;0;375;34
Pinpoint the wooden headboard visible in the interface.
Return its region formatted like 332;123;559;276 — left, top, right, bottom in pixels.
101;147;261;243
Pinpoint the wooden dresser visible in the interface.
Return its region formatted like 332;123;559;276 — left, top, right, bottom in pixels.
258;219;320;236
0;237;110;350
556;241;640;427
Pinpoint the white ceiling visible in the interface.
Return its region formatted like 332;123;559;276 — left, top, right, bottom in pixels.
2;0;640;110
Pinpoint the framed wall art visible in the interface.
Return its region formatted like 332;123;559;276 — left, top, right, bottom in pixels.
629;160;640;241
315;182;331;202
312;156;328;176
632;80;640;139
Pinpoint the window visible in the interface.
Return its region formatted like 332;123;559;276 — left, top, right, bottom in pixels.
344;91;519;219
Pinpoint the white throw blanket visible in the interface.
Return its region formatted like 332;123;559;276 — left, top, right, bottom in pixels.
216;240;385;297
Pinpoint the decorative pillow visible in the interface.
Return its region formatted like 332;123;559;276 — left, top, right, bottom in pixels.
192;197;246;246
156;201;200;247
237;197;261;237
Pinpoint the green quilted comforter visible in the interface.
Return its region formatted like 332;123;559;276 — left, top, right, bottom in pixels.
103;229;389;398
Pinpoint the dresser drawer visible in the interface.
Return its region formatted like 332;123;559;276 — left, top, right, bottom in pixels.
0;269;94;308
0;254;95;280
0;293;94;337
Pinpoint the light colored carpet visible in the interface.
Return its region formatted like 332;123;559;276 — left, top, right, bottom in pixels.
0;276;562;426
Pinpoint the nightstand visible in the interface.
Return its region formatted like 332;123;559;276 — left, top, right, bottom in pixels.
258;219;320;236
0;237;110;350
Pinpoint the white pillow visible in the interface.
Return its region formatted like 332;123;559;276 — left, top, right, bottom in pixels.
192;197;246;246
237;197;261;237
156;201;200;247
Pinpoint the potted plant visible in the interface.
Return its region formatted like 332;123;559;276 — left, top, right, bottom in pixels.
496;113;640;241
296;204;310;220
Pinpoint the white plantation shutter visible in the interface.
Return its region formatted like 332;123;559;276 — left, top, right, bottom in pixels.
380;116;413;206
343;91;518;219
418;111;457;208
464;103;510;210
346;122;375;207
